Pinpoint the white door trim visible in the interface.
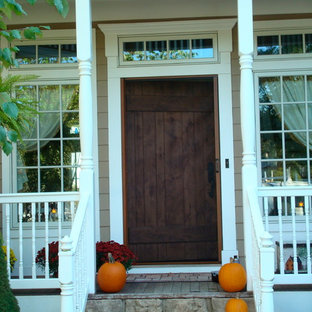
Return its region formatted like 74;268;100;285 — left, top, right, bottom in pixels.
99;19;238;272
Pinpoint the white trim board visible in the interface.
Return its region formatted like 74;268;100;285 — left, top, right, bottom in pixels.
100;19;238;272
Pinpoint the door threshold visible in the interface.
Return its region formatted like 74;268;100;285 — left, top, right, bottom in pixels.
130;264;221;274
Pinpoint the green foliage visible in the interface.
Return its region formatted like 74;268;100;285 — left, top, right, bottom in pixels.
0;74;38;155
0;0;69;155
0;233;20;312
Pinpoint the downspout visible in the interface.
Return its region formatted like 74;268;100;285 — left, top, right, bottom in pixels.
237;0;257;291
75;0;96;294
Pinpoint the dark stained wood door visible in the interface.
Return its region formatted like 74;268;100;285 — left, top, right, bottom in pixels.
123;77;221;264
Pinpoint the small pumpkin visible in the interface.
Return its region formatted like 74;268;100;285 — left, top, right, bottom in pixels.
218;262;247;292
225;298;248;312
97;252;127;293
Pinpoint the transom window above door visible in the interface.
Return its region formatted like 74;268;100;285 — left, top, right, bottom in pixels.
258;74;312;186
119;34;217;65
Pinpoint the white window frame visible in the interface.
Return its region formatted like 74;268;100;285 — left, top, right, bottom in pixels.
254;19;312;187
119;33;218;66
255;71;312;187
1;29;100;237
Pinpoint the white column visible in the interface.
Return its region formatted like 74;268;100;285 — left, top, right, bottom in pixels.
75;0;95;293
237;0;257;291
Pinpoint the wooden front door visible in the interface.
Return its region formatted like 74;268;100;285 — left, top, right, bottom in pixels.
123;77;221;264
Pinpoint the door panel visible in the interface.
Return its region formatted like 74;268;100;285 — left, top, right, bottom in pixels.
124;77;220;263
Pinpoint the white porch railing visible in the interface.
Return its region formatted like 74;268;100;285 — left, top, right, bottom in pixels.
247;187;275;312
258;186;312;285
59;191;92;312
0;192;79;289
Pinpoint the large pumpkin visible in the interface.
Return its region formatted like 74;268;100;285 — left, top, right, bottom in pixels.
97;253;127;293
225;298;248;312
218;262;247;292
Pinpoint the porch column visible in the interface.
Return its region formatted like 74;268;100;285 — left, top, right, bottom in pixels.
237;0;257;291
75;0;95;293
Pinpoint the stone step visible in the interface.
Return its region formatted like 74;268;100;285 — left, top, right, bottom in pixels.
86;280;255;312
86;294;255;312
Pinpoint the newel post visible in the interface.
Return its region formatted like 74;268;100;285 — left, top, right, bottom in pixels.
260;232;275;312
237;0;257;291
59;236;74;312
75;0;96;294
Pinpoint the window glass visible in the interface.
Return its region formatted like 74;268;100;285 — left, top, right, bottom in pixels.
146;41;167;60
63;112;79;137
261;133;282;159
123;41;144;61
191;39;213;58
283;104;306;130
283;76;304;102
285;132;307;158
169;39;190;59
38;45;59;64
307;76;312;101
306;34;312;53
261;161;283;185
281;34;303;54
259;104;282;131
259;77;281;103
40;168;61;192
39;85;60;111
257;35;279;55
40;140;61;166
61;44;77;63
285;160;308;183
15;45;36;64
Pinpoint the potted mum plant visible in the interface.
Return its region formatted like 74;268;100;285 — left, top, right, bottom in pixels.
36;240;137;277
96;240;137;272
35;241;59;277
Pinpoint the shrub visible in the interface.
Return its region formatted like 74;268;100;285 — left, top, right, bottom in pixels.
0;234;20;312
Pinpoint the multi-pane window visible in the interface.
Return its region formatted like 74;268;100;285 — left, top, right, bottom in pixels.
258;74;312;186
15;43;77;65
120;35;216;64
16;83;80;193
257;33;312;56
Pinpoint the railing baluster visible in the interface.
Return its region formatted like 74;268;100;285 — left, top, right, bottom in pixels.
264;196;269;231
58;202;63;245
44;202;49;278
277;196;284;274
70;201;75;222
5;204;11;278
304;196;311;274
18;203;23;279
291;196;298;274
31;202;36;278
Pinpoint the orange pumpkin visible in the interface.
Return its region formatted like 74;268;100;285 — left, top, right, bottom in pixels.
225;298;248;312
97;253;127;293
218;262;247;292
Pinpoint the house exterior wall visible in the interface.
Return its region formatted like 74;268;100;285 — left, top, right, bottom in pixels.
231;25;244;263
96;29;110;241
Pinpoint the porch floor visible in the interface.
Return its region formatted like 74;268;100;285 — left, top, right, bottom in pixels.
92;273;251;298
